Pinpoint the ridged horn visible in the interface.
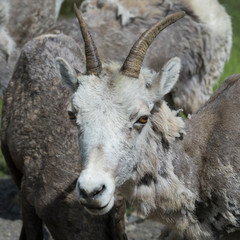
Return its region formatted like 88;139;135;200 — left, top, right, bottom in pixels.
121;11;185;78
73;3;102;76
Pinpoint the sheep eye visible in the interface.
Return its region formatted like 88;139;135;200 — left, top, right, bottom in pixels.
68;111;76;120
136;116;148;124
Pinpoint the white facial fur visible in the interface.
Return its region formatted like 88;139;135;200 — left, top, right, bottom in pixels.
56;57;181;215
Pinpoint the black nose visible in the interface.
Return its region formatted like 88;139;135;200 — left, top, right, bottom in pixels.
77;182;106;199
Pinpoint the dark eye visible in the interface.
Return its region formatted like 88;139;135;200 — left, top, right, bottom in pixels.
136;116;149;125
68;111;76;120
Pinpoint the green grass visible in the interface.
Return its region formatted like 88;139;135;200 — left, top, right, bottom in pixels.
59;0;84;18
216;0;240;89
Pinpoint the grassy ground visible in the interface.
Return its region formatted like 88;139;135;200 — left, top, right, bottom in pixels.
0;0;239;175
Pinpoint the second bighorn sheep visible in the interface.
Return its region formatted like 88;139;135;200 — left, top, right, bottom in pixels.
57;6;240;240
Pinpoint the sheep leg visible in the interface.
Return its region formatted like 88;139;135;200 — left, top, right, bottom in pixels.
111;192;128;240
20;195;43;240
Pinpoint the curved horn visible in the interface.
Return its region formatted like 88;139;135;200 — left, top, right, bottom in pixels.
121;11;185;78
73;3;102;76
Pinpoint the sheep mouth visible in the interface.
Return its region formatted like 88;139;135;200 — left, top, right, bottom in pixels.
79;194;115;215
81;197;115;215
82;202;109;211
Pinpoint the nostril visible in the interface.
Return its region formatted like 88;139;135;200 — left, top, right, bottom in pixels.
79;188;88;199
77;181;107;199
91;184;106;198
77;182;89;199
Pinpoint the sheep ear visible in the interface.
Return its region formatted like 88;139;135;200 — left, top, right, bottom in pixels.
55;57;78;92
150;57;181;100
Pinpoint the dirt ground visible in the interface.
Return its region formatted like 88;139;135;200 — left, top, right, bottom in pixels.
0;176;163;240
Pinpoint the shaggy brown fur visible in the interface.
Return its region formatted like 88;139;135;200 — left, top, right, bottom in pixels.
133;74;240;239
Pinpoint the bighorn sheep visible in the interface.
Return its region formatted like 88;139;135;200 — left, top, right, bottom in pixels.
50;0;232;114
56;7;240;240
1;32;127;239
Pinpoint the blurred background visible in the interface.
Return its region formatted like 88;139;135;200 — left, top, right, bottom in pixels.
58;0;240;87
0;0;239;175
